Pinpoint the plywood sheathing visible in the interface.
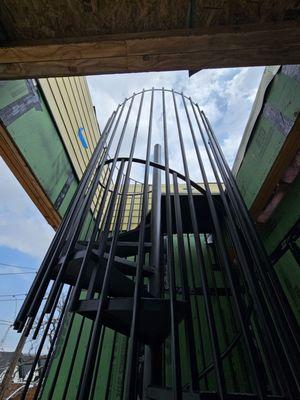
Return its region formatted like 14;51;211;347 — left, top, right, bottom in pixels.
0;1;299;41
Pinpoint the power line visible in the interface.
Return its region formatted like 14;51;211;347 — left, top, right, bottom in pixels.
0;293;51;298
0;262;37;271
0;299;27;302
0;297;47;302
0;272;36;276
0;299;24;302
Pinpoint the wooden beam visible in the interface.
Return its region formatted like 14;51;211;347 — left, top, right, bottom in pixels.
0;22;300;79
0;123;61;230
250;115;300;220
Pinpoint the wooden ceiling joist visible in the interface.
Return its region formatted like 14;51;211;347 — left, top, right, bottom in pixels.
1;22;300;79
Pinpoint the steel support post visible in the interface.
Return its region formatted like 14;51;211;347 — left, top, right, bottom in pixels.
143;143;162;398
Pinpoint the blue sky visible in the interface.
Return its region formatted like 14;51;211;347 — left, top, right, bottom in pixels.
0;157;54;350
0;66;264;351
88;67;264;167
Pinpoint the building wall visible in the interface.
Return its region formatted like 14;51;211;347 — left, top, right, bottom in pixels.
235;66;300;208
38;77;101;180
234;65;300;323
0;79;78;224
0;77;103;228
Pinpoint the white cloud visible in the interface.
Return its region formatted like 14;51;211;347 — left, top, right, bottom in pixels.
87;66;264;183
0;157;54;260
0;67;263;262
211;67;264;165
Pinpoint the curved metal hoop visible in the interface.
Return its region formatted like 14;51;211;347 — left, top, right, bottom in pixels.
116;87;198;108
104;157;206;195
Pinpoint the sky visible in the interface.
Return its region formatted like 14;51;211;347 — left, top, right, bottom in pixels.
87;67;264;171
0;66;264;351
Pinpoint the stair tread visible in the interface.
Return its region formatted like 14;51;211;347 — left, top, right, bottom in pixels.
52;250;152;297
106;241;152;257
101;253;154;277
107;241;152;246
76;297;186;344
76;239;152;257
108;222;151;242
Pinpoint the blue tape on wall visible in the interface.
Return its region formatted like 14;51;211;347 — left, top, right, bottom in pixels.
78;127;88;148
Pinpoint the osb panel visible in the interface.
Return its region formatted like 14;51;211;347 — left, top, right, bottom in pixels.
0;0;299;43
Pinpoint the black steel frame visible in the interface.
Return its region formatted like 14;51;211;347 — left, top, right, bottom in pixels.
13;89;299;400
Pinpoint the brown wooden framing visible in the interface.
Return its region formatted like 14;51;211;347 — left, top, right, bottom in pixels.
1;22;300;79
0;123;61;230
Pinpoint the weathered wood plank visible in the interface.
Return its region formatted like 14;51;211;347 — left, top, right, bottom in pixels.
0;40;127;63
1;46;300;79
0;23;300;79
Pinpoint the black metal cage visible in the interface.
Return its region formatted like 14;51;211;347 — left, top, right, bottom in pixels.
14;89;300;400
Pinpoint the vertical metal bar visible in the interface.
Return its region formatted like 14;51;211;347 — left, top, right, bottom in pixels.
88;171;126;399
14;112;116;329
209;234;250;392
25;112;116;321
31;282;64;340
172;90;225;398
85;95;136;299
44;158;107;313
36;175;107;399
186;98;269;397
72;174;119;400
173;172;200;393
70;164;116;306
150;143;162;298
191;101;290;396
121;337;129;397
124;88;154;399
31;179;106;339
127;182;137;230
76;160;125;400
69;97;134;308
32;290;72;400
89;326;106;400
162;88;182;400
49;184;106;400
20;286;72;400
60;317;86;400
46;104;125;313
79;91;145;400
202;109;300;354
47;314;76;399
186;234;209;390
204;234;238;392
138;182;143;223
104;332;117;399
199;107;299;395
289;241;300;265
143;143;162;397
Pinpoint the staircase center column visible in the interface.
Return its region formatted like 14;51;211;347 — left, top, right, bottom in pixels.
143;143;162;398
